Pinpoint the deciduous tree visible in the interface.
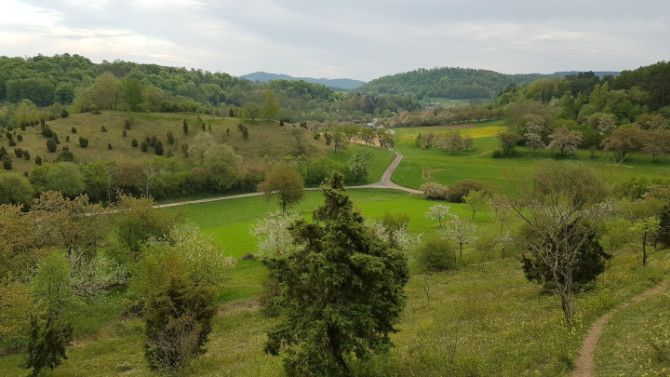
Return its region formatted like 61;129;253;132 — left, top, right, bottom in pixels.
257;164;304;214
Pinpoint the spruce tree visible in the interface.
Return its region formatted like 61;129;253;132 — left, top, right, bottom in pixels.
23;314;73;377
264;173;408;376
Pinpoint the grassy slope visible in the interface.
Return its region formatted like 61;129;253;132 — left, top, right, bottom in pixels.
2;111;330;174
1;187;668;376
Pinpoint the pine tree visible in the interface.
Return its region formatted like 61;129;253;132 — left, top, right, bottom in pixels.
264;173;408;376
23;314;73;377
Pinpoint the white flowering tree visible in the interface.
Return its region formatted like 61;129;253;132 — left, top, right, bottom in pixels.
251;211;301;257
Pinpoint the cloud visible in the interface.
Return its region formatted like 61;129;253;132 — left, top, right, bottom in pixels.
1;0;669;80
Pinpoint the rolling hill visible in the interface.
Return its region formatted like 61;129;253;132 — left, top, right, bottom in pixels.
240;72;366;91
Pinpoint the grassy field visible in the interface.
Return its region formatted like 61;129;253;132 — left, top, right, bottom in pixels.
392;121;670;194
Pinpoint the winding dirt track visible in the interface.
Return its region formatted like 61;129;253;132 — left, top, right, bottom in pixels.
571;280;668;377
156;149;420;209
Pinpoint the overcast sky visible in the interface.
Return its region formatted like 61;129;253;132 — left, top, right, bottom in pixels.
1;0;669;81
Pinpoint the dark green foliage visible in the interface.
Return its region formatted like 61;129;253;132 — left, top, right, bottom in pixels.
264;173;408;376
659;205;670;248
71;126;77;134
35;156;42;166
61;108;69;118
324;132;332;145
183;119;188;134
17;134;23;142
418;238;457;271
108;143;113;150
122;129;127;137
181;143;189;157
23;314;73;377
101;126;107;132
132;138;139;148
201;123;206;132
149;135;158;148
141;140;149;152
229;108;234;117
14;148;23;158
41;125;53;138
521;224;610;292
166;131;174;145
65;135;70;142
23;150;30;160
242;125;249;139
8;138;16;147
144;273;216;371
445;180;491;203
154;140;163;156
46;138;57;153
52;133;59;144
3;155;12;170
57;148;74;162
279;119;284;127
124;119;132;130
79;136;89;148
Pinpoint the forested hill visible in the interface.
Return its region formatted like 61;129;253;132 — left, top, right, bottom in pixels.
241;72;365;91
357;67;543;100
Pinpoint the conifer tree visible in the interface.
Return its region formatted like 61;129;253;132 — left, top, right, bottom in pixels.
264;173;408;376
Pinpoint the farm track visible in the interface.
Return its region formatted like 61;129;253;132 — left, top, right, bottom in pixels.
571;280;668;377
155;149;421;209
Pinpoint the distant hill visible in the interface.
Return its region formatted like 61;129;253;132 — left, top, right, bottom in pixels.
357;67;544;100
241;72;366;91
552;71;620;77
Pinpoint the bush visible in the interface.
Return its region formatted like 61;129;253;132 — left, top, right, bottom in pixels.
71;127;77;134
65;135;70;142
108;143;113;150
122;129;127;137
17;134;23;142
132;138;138;148
23;150;30;160
141;140;149;152
61;108;69;118
421;182;448;200
101;126;107;132
14;148;23;158
46;138;57;153
35;156;42;166
154;141;163;156
8;139;16;147
41;125;53;138
79;137;89;148
445;180;491;203
2;155;12;170
124;119;132;130
418;238;457;271
167;131;174;145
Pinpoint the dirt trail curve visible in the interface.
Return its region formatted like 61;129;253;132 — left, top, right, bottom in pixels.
571;280;668;377
156;149;421;209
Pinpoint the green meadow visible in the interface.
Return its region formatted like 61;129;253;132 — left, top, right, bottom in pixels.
392;121;670;194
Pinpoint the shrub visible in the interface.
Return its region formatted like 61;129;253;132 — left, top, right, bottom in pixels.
154;140;163;156
108;143;113;150
41;126;53;138
181;143;188;157
14;148;23;158
101;126;107;132
122;129;127;137
46;138;57;153
35;156;42;166
124;119;132;130
445;180;491;203
79;137;89;148
141;140;149;152
17;134;23;142
23;314;73;377
71;127;77;134
183;120;188;134
8;139;16;147
2;155;12;170
421;182;448;200
23;150;30;160
167;131;174;145
61;108;69;118
418;238;457;271
65;136;70;142
132;138;138;148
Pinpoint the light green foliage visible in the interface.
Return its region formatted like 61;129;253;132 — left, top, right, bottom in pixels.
0;279;35;346
203;143;242;191
463;189;487;220
261;90;279;120
441;216;478;259
167;224;236;287
30;253;78;316
251;211;301;257
418;238;457;271
426;204;452;227
257;163;304;213
115;195;180;253
0;172;34;206
29;162;86;197
264;174;408;376
347;149;372;182
630;217;660;266
122;78;144;111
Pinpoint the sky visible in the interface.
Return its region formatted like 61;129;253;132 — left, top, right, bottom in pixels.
1;0;669;82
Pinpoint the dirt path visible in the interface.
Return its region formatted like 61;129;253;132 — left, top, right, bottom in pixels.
156;149;421;209
571;280;668;377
